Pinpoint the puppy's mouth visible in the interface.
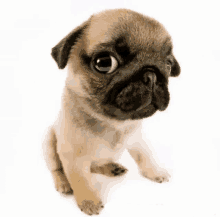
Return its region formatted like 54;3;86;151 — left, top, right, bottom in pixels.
114;78;153;112
102;69;170;120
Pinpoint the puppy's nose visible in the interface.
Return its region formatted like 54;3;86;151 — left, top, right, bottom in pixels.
143;72;157;88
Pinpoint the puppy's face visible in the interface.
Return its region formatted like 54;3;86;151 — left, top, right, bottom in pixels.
52;9;180;121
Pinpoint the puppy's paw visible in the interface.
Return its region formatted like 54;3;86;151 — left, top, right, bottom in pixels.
78;200;104;215
52;170;73;194
91;162;127;177
111;165;127;177
141;168;171;183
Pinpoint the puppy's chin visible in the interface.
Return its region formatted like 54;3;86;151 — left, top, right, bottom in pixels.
102;103;158;120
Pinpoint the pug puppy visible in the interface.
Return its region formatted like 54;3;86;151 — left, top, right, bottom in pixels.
43;9;180;215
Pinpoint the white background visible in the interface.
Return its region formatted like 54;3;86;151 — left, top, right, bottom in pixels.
1;0;220;216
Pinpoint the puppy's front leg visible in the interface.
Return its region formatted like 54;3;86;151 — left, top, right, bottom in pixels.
59;152;104;215
127;141;170;183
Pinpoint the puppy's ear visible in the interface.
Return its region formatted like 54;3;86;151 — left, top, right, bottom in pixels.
171;57;181;77
51;21;89;69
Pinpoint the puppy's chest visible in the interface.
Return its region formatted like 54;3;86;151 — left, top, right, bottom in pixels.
86;122;135;150
84;127;127;160
88;125;123;149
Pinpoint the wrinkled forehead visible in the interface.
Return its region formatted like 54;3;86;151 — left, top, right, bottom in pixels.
85;10;172;55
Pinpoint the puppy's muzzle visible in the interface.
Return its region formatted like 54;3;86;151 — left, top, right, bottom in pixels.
115;71;157;112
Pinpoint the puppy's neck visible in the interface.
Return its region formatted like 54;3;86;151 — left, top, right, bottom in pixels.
62;86;140;134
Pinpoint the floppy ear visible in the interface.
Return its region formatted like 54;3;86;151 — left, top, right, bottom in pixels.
51;21;89;69
170;57;181;77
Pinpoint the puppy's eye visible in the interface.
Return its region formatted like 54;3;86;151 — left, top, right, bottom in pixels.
166;60;172;74
94;55;118;74
166;63;171;72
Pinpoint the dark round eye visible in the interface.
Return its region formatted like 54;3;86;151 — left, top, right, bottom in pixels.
94;54;118;74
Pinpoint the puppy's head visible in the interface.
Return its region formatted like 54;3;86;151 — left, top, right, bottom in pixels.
52;9;180;121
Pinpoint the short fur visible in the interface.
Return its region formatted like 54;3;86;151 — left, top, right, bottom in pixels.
43;9;180;215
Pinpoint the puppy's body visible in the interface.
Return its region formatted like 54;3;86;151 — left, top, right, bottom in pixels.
43;9;180;215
